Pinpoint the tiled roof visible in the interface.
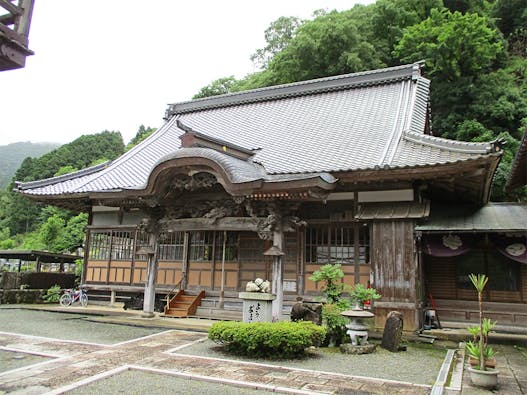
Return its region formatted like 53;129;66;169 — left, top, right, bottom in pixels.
415;203;527;232
17;62;498;197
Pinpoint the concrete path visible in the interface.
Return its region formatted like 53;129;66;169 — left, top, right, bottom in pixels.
0;328;429;394
1;304;526;394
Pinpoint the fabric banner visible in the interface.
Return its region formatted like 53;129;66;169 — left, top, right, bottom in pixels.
422;234;476;257
492;235;527;264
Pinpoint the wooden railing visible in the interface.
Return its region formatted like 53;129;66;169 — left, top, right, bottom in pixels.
165;279;182;311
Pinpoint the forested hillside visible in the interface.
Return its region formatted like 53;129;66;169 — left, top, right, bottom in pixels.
0;131;125;252
195;0;527;201
0;125;155;254
0;142;59;189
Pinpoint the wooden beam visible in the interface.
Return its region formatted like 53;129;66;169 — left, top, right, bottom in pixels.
158;217;264;232
0;0;22;16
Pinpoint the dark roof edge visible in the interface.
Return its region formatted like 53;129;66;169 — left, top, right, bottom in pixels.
15;161;111;191
166;63;422;117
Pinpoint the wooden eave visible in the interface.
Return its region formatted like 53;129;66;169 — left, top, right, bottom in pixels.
333;154;501;204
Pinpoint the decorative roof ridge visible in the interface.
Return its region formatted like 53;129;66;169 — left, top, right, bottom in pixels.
166;62;422;117
402;130;500;154
16;160;111;191
177;119;257;158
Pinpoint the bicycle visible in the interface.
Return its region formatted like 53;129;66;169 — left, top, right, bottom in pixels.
59;288;88;307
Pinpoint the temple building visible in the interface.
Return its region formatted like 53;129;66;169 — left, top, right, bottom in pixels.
16;63;526;331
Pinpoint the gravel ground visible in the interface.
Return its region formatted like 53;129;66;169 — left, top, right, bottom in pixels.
71;369;276;394
0;309;165;344
0;349;51;372
177;339;446;385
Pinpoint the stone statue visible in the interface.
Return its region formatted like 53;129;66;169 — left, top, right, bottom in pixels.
290;297;322;325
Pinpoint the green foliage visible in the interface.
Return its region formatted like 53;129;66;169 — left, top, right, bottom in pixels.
1;131;124;238
250;16;303;69
394;9;504;81
492;0;527;38
267;10;385;84
43;284;62;303
309;263;347;303
466;341;496;363
349;283;382;307
208;321;326;358
371;0;443;65
321;301;350;346
125;125;157;151
0;142;59;189
54;165;78;177
192;76;239;99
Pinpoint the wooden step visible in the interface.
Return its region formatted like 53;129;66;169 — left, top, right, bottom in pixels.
164;290;205;318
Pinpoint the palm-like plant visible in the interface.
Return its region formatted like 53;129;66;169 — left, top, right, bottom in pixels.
468;273;492;371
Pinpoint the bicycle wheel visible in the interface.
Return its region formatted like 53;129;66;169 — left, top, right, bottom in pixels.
80;293;88;307
59;293;72;307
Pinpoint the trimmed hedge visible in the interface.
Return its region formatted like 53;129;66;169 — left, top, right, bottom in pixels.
208;321;326;358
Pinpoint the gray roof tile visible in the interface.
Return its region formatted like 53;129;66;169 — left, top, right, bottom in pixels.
17;63;497;197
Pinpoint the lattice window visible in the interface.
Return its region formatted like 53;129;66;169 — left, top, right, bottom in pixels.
88;231;111;260
111;230;134;261
305;225;369;264
214;231;239;262
158;232;185;261
189;231;215;261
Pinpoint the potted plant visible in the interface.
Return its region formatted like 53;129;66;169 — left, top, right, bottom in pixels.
467;318;496;368
349;283;381;309
466;273;499;389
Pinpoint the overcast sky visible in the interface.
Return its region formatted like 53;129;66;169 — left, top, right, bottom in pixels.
0;0;373;146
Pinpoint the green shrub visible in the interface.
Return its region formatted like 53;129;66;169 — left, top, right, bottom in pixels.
322;301;349;346
208;321;326;358
43;284;62;303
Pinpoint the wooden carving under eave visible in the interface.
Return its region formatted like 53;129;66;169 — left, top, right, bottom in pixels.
0;0;35;71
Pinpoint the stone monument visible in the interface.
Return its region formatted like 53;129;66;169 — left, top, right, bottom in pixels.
381;310;404;352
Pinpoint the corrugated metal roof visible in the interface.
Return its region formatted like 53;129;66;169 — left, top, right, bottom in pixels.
356;201;430;220
17;63;498;197
415;203;527;232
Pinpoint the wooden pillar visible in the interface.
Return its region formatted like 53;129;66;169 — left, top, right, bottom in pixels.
181;232;190;289
271;228;284;320
142;232;159;317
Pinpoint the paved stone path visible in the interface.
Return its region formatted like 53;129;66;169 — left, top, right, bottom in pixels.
0;330;431;394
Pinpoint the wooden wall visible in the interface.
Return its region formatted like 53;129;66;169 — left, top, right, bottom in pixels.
425;256;527;326
371;220;420;331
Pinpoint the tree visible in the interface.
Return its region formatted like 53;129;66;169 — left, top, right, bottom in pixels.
125;125;157;151
192;76;239;99
63;213;88;252
267;10;385;84
250;16;303;69
54;165;78;177
39;214;67;252
371;0;443;65
394;9;504;81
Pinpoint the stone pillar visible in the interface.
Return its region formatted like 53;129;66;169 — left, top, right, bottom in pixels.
142;232;159;318
271;229;284;320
